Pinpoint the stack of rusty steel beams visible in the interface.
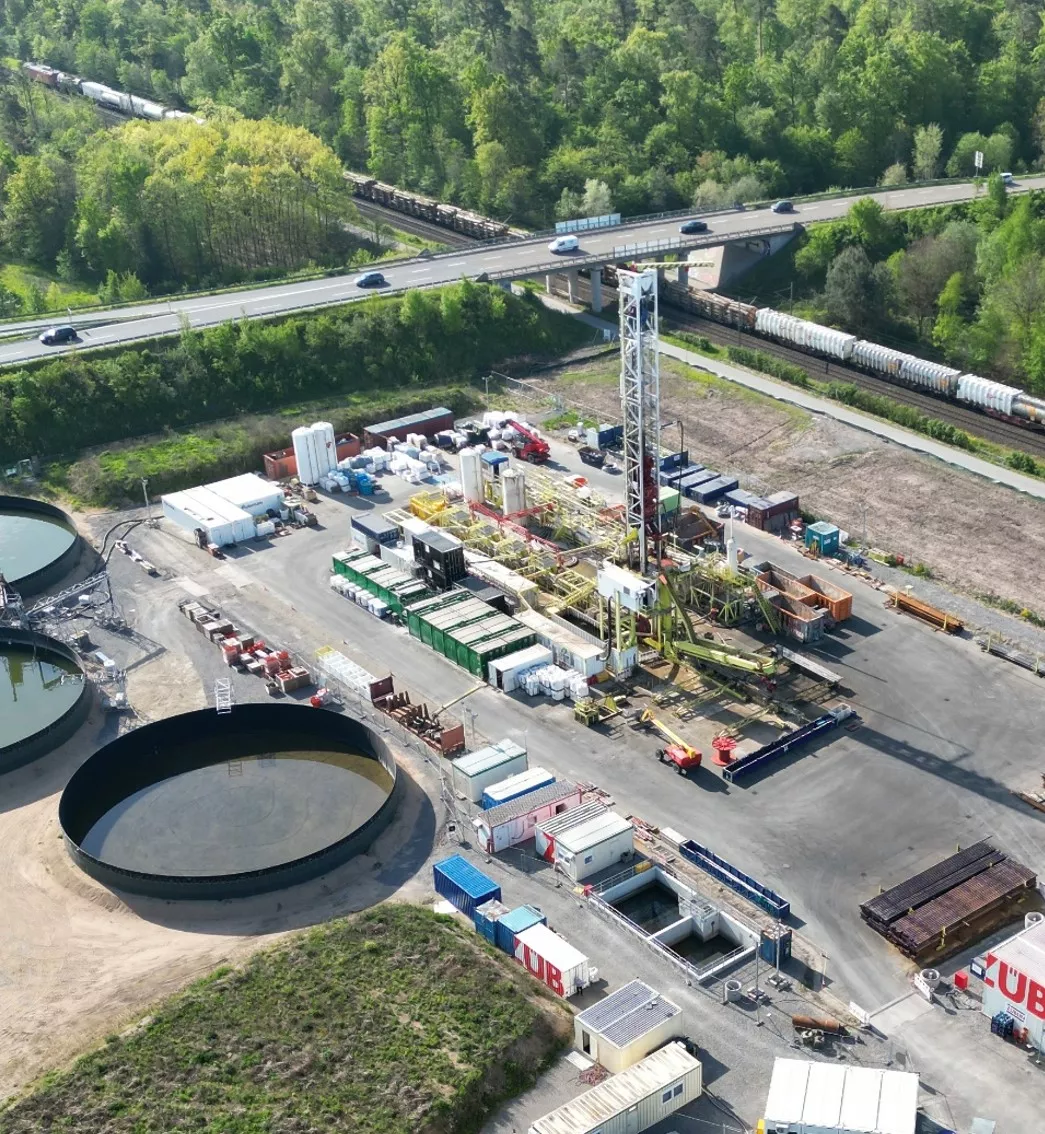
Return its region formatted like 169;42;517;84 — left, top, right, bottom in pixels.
860;840;1036;962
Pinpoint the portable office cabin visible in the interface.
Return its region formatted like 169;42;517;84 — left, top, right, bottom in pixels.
762;1059;919;1134
474;780;582;853
481;766;555;810
451;741;528;802
528;1042;702;1134
552;810;634;881
535;802;609;861
206;472;283;517
432;855;501;917
574;980;682;1073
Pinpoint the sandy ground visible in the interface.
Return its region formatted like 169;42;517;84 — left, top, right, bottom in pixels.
540;358;1045;614
0;695;439;1105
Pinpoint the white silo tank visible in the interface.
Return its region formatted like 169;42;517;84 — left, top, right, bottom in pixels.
292;426;319;486
502;466;526;515
311;421;337;477
460;449;482;502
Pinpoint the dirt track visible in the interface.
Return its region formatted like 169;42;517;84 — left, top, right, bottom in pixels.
541;357;1045;615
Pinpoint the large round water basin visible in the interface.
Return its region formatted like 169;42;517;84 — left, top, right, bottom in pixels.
0;630;91;773
0;496;81;595
60;704;402;899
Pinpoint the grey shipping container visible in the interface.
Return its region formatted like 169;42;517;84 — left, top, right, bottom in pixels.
364;407;455;447
351;514;399;545
690;476;738;503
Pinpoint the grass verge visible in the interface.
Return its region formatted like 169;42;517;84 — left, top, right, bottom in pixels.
0;904;571;1134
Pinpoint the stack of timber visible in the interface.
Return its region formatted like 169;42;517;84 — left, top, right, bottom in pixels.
860;840;1036;962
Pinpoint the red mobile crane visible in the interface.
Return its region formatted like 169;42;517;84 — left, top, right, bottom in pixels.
506;419;551;463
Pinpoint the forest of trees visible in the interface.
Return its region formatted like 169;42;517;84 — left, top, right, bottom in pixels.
3;0;1044;229
0;76;363;294
770;181;1045;392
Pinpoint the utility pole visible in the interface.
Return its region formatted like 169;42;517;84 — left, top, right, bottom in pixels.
482;374;491;407
463;707;478;748
141;478;151;525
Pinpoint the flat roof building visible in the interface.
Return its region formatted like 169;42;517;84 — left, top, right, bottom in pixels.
574;980;681;1073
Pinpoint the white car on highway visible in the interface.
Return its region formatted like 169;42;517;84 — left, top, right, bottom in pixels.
548;235;579;254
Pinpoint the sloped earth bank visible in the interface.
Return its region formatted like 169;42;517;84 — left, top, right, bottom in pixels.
537;357;1045;618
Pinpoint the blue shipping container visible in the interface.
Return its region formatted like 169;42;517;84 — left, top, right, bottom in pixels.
480;770;555;810
495;905;547;955
659;450;689;471
473;898;510;942
433;855;502;916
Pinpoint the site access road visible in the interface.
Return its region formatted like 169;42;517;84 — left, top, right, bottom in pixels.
2;175;1044;369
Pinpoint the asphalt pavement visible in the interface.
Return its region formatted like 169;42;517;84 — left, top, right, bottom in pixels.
5;175;1044;369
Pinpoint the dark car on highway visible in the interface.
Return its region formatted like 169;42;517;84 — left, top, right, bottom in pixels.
679;219;709;234
38;325;78;345
771;200;795;213
354;271;386;288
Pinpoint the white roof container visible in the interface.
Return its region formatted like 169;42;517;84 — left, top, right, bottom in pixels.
161;486;256;546
555;810;632;855
514;923;593;998
450;741;528;802
763;1059;919;1134
957;374;1019;417
515;607;606;678
206;472;283;516
528;1042;702;1134
488;644;554;691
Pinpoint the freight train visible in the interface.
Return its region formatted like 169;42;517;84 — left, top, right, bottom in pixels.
21;61;196;122
344;170;526;241
674;287;1045;428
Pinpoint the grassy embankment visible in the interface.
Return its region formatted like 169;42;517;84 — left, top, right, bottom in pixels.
0;283;593;506
0;905;571;1134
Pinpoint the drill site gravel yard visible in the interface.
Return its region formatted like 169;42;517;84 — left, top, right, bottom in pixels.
0;906;570;1134
539;356;1045;617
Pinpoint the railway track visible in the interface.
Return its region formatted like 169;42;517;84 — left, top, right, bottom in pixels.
545;270;1045;459
668;310;1045;459
352;199;474;248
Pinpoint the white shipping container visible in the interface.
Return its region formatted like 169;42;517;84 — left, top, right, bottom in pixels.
207;472;283;517
483;766;555;808
528;1042;702;1134
451;742;528;802
957;374;1019;417
551;810;634;881
514;923;593;997
762;1059;918;1134
488;644;555;691
161;486;256;546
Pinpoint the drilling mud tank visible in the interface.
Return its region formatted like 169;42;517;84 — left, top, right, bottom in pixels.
0;628;91;773
59;703;403;899
0;495;82;595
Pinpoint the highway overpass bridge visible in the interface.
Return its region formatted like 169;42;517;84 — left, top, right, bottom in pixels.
2;175;1043;369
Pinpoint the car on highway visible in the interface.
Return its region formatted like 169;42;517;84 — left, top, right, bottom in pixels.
771;199;795;213
38;325;78;345
547;235;579;254
354;270;386;288
679;219;709;234
1001;172;1015;185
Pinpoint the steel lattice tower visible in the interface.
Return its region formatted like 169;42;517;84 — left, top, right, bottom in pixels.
618;268;661;575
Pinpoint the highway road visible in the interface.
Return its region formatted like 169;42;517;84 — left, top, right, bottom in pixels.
3;174;1044;369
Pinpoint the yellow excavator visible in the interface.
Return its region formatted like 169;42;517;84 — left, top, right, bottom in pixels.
637;707;702;773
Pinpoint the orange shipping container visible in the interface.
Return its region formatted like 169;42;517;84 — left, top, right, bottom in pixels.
799;574;853;622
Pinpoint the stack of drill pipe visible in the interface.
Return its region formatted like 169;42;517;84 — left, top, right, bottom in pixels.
888;859;1036;959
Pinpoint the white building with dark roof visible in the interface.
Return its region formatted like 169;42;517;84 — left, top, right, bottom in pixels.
574;980;682;1073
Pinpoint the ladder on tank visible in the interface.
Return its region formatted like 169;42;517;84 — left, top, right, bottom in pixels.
214;678;234;715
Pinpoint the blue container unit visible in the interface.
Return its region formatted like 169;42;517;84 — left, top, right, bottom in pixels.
494;905;547;955
721;710;849;785
678;838;790;919
473;898;510;943
659;450;690;472
679;469;719;496
433;855;502;917
688;476;739;504
660;464;704;487
481;451;510;474
759;926;793;966
480;767;555;810
351;513;399;547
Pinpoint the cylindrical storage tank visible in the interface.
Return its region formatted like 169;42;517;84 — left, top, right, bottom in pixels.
1;628;92;773
459;449;482;503
311;421;337;478
724;979;743;1002
0;495;83;596
59;704;402;899
291;426;318;485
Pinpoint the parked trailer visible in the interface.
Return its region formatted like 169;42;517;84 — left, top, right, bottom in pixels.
722;705;854;784
678;838;791;918
433;855;501;917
